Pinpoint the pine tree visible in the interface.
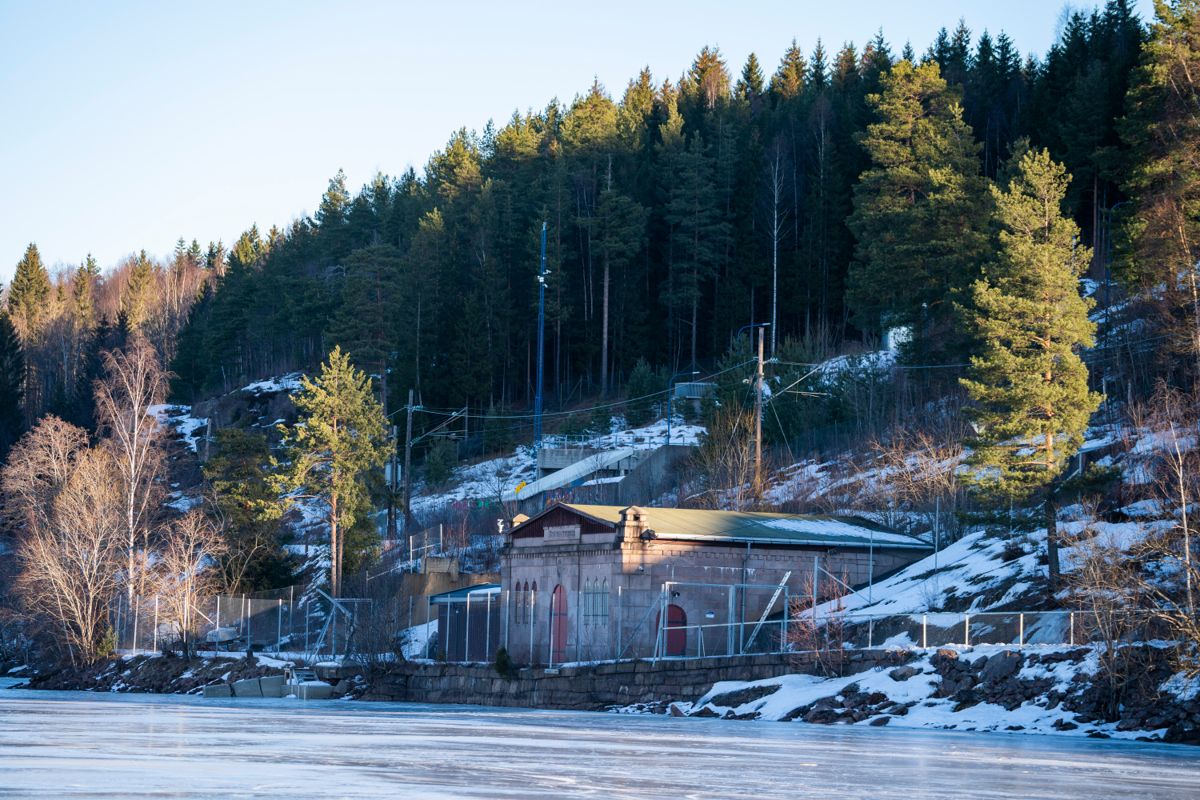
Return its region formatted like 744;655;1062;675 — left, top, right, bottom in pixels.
596;178;647;394
203;429;293;591
9;243;51;340
962;146;1101;583
0;310;24;456
847;61;989;358
276;346;388;596
329;244;403;411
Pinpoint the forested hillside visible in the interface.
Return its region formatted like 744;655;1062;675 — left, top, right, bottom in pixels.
157;4;1143;422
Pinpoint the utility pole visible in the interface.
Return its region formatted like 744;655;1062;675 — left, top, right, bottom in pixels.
534;221;548;450
387;423;399;539
754;325;764;499
402;388;415;533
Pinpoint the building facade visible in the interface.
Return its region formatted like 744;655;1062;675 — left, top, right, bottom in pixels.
499;503;931;666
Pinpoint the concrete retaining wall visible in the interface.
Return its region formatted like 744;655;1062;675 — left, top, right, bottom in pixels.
365;650;909;711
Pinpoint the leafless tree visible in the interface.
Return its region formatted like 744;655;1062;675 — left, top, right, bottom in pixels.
150;510;226;658
94;338;170;601
1;416;89;537
1065;512;1150;717
868;429;965;539
689;407;763;511
13;448;124;664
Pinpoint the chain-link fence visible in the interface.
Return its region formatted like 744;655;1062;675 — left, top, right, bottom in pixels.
111;585;372;659
109;578;1189;667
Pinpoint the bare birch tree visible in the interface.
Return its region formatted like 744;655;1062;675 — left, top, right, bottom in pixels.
94;338;169;601
13;447;124;664
150;510;226;658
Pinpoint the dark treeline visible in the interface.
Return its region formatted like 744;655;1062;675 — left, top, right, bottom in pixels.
160;5;1143;418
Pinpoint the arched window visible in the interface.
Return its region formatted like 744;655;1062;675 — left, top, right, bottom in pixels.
530;582;538;625
522;581;530;623
512;583;522;623
599;579;609;622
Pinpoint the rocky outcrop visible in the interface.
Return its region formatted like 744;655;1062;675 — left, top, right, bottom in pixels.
22;653;282;694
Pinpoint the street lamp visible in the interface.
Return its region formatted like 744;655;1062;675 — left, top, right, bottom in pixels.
666;370;699;445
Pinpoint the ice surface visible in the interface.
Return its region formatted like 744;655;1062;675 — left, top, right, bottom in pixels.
0;688;1197;799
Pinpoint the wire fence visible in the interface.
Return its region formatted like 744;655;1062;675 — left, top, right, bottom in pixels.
111;585;371;659
109;580;1189;667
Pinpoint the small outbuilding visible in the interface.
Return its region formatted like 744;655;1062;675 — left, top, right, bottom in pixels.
428;583;502;662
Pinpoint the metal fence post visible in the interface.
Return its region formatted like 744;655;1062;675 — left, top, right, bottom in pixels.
615;584;622;661
868;617;874;649
304;601;310;653
1018;613;1025;647
276;599;283;652
1070;611;1075;646
152;595;159;653
922;614;928;649
465;595;471;663
576;588;582;664
964;614;970;647
486;592;493;660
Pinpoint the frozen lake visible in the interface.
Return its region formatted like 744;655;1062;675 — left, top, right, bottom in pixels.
1;683;1198;799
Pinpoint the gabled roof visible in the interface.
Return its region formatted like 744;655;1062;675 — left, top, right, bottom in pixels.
528;503;931;550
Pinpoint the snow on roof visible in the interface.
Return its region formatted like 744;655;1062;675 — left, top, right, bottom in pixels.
535;503;930;550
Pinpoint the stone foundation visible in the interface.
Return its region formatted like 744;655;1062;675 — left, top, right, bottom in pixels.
364;650;910;710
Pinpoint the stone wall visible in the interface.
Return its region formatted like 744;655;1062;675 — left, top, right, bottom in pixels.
363;650;910;711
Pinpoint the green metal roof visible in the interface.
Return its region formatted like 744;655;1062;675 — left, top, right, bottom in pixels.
558;504;931;550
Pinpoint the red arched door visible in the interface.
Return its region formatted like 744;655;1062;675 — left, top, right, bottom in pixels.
551;585;568;664
657;604;687;656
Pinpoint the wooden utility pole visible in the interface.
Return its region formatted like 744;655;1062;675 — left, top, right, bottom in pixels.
754;326;764;499
402;389;415;533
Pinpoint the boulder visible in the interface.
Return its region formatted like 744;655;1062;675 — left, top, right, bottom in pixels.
888;665;920;682
979;651;1023;684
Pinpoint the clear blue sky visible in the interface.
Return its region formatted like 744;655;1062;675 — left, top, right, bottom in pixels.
0;0;1155;283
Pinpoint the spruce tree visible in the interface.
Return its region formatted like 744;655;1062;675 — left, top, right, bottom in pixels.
0;309;24;456
961;146;1101;584
9;243;51;340
204;429;293;591
847;60;989;359
121;250;155;333
276;346;388;596
1121;0;1200;380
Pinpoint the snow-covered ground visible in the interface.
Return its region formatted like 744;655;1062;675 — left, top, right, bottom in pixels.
0;688;1196;799
675;644;1186;741
150;404;208;453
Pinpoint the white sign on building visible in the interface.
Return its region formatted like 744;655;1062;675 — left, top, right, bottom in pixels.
543;524;581;541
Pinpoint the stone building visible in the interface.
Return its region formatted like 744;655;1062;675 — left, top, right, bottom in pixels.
499;503;931;666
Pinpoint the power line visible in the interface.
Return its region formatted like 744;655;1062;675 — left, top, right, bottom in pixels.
412;359;756;421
